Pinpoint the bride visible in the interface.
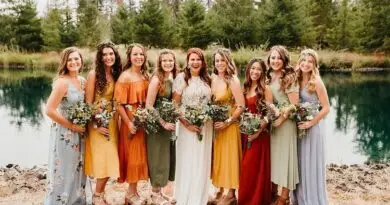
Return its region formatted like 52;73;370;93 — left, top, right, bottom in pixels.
173;47;213;205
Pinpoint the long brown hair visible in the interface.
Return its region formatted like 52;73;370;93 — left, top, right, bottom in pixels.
153;49;179;95
297;49;320;94
124;43;149;79
266;45;297;91
184;47;211;86
57;47;83;77
212;48;237;83
95;41;123;94
243;58;267;113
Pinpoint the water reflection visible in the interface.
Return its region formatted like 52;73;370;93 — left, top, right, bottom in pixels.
0;74;52;129
323;72;390;163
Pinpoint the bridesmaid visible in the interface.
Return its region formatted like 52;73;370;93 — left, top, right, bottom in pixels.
114;43;149;205
145;49;178;204
84;42;122;204
238;58;273;205
292;49;330;205
173;48;213;205
45;47;87;204
209;48;245;205
267;45;299;205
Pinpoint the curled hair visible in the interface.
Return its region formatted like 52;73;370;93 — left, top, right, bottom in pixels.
266;45;297;91
297;49;320;94
212;48;237;83
243;58;268;114
124;43;149;79
57;47;83;77
95;41;123;94
153;49;179;96
184;47;211;86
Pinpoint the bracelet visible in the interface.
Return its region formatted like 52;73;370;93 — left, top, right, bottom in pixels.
225;117;232;125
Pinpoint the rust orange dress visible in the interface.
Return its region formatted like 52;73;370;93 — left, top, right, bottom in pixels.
114;80;149;183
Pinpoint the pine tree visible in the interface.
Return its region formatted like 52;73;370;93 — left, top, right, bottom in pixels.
177;0;212;49
41;8;63;51
59;7;79;47
77;0;102;48
111;5;136;45
0;14;16;47
207;0;259;48
135;0;173;47
13;0;43;51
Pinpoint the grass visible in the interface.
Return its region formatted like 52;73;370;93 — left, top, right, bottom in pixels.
1;46;389;73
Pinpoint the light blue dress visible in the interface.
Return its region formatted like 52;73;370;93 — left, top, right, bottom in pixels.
292;85;328;205
45;79;87;205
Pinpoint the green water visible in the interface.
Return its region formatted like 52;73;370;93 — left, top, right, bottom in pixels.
0;70;389;167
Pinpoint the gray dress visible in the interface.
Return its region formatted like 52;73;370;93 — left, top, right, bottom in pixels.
292;86;328;205
147;79;176;187
45;79;87;205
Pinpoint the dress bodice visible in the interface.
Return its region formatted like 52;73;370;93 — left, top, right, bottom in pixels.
245;95;258;114
95;82;115;102
173;73;211;107
59;77;85;115
300;85;319;104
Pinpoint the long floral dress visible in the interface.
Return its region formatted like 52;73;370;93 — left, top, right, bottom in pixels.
45;78;87;205
173;73;213;205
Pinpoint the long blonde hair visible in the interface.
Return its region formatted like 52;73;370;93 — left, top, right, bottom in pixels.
297;49;320;93
56;47;83;77
266;45;297;91
153;49;179;96
124;43;149;79
212;48;237;83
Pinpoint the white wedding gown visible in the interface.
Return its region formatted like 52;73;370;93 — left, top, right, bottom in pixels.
173;73;213;205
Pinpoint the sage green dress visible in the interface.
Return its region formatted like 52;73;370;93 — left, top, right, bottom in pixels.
146;79;176;187
269;79;299;190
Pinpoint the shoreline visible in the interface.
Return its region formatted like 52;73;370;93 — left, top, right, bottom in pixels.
1;163;389;205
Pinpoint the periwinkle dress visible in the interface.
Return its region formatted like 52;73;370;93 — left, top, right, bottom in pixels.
45;79;87;205
292;86;328;205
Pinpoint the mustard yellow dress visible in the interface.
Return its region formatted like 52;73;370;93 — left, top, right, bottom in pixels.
85;82;120;179
211;87;242;189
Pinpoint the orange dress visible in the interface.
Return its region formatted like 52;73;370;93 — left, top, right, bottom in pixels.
114;80;149;183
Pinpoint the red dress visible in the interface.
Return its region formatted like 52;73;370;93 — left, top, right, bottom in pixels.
238;96;271;205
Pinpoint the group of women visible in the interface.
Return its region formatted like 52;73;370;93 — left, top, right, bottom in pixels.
44;42;330;205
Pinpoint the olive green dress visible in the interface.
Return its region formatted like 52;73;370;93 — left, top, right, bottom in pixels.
269;79;299;190
146;79;176;187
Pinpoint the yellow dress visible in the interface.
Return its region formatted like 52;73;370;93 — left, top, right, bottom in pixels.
211;87;242;189
85;82;120;178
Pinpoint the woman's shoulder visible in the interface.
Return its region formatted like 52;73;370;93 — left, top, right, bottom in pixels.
117;70;132;83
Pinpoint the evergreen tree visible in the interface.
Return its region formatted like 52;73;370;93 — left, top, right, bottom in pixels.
111;5;135;45
308;0;333;48
260;0;313;47
13;0;43;51
41;8;63;51
59;7;79;47
207;0;259;48
177;0;212;49
135;0;173;47
0;14;16;47
77;0;101;48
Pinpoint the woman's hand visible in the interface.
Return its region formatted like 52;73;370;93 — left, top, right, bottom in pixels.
163;122;176;132
248;131;261;142
96;126;109;136
71;124;86;133
214;121;227;130
127;121;137;135
298;120;315;130
273;115;286;127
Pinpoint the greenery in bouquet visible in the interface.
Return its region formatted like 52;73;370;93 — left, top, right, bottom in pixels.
91;99;116;140
265;102;297;123
64;101;92;128
155;98;181;140
294;102;320;139
183;103;211;141
125;105;160;136
206;102;231;122
239;110;263;148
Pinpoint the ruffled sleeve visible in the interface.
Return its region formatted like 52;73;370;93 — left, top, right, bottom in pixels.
173;73;186;94
285;82;299;94
114;82;129;105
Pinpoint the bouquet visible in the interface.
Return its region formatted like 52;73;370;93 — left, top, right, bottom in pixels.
265;102;297;123
125;105;160;136
239;110;264;149
64;101;92;128
294;102;320;138
155;98;181;140
206;102;230;122
183;103;211;141
91;99;116;141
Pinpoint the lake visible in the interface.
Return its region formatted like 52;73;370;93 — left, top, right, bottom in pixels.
0;70;389;167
